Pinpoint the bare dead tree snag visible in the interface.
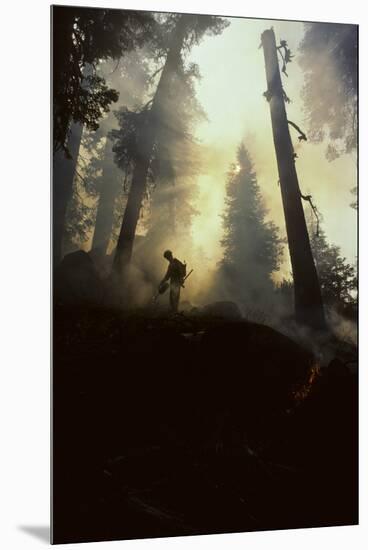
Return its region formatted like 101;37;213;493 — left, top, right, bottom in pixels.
261;28;326;329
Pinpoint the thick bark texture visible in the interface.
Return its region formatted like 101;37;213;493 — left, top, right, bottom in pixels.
261;29;326;329
113;16;189;277
53;122;83;266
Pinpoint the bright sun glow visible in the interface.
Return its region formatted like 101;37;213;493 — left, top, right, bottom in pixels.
187;17;357;281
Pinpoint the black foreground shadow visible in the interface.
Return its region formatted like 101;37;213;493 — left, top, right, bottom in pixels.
52;305;358;544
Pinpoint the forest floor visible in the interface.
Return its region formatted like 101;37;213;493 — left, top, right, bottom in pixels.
52;303;358;544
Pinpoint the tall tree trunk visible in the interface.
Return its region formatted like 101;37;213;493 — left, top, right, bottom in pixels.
112;16;190;276
53;122;83;266
261;28;326;329
91;141;119;254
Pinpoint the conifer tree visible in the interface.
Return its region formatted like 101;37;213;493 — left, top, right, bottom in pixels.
110;13;228;277
309;224;357;311
218;144;283;308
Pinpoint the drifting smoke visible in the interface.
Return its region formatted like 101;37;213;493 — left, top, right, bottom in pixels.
66;17;357;327
298;23;358;159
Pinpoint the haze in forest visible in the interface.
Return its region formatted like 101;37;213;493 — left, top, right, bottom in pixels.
78;16;356;293
54;8;357;327
188;17;357;278
51;9;359;543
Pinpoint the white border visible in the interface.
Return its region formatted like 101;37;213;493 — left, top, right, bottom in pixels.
0;1;366;548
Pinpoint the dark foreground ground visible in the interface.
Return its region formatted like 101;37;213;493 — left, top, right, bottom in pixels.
52;305;358;544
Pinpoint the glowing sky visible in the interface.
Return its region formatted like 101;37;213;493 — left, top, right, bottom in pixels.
187;17;357;280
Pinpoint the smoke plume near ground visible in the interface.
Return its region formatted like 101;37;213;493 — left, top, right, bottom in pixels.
70;17;357;321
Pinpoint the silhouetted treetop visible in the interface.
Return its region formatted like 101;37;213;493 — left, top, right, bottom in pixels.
109;14;212;187
53;5;156;155
152;12;229;58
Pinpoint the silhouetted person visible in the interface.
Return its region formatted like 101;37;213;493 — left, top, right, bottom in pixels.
160;250;186;313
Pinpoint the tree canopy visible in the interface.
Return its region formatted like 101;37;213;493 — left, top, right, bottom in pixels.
298;23;357;160
52;6;155;155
